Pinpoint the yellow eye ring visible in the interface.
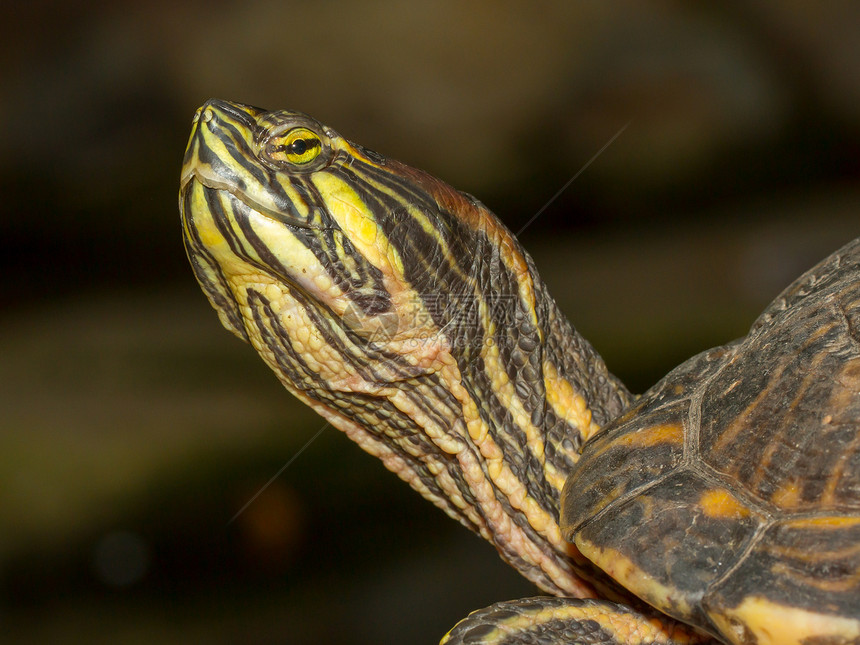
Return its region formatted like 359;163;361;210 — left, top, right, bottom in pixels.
265;127;323;166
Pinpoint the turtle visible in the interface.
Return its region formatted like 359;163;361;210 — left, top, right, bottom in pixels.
179;99;860;644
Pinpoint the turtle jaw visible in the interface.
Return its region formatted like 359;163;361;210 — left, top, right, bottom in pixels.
179;99;350;345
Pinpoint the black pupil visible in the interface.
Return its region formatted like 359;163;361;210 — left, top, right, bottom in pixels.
290;138;309;155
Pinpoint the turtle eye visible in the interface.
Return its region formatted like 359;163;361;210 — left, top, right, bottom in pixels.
264;127;323;166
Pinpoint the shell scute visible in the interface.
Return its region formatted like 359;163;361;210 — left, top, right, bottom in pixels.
562;403;688;536
562;342;735;539
574;470;764;630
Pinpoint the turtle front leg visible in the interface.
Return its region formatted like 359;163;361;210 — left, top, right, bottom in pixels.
440;597;718;645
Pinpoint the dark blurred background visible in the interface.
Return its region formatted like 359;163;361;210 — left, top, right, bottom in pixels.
1;2;858;643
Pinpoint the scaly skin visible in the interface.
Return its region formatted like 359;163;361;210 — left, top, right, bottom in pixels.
180;99;729;644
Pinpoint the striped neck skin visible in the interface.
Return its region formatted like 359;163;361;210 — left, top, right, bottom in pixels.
179;99;633;597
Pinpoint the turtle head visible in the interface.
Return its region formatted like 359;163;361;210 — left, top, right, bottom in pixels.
180;99;631;597
180;99;497;375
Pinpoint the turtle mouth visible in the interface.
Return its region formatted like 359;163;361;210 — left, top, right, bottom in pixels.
179;98;321;233
179;168;316;233
179;172;351;317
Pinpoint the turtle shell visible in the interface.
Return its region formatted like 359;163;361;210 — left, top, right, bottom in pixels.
561;238;860;645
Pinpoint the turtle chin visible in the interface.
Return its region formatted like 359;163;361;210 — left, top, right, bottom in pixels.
180;179;250;341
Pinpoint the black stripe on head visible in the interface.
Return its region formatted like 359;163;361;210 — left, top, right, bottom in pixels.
196;120;266;193
281;174;393;317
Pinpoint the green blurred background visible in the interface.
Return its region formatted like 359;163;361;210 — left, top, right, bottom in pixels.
1;2;859;643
